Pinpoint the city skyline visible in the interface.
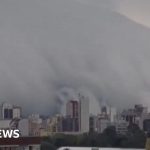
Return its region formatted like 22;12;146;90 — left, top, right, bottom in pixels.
0;0;150;149
0;100;149;135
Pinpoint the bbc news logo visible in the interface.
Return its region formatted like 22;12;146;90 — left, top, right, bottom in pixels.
0;129;20;138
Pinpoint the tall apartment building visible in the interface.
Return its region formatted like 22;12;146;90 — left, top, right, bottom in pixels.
13;106;21;119
66;100;79;118
121;104;148;125
65;100;79;132
89;115;97;132
110;107;117;122
79;95;89;133
1;102;13;120
0;102;21;120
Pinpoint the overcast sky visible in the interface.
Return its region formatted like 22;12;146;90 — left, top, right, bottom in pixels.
0;0;150;115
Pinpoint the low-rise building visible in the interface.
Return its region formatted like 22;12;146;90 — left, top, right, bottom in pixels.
115;120;128;135
0;137;41;150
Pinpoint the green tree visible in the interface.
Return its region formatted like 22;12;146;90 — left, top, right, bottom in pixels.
41;141;56;150
119;124;146;148
101;126;117;147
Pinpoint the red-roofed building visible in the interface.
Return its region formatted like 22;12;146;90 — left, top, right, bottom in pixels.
0;137;42;150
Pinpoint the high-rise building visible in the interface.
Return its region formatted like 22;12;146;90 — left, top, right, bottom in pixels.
65;100;79;132
89;115;97;132
97;118;111;133
79;95;89;133
62;117;79;132
100;101;110;115
28;114;42;136
13;106;21;119
1;102;13;120
66;100;79;118
18;119;29;136
134;104;148;116
110;107;117;123
121;104;148;125
139;113;150;131
0;102;22;120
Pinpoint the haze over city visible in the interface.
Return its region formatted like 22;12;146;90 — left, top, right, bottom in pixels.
0;0;150;115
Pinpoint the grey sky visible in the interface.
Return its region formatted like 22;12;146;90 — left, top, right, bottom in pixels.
0;0;150;115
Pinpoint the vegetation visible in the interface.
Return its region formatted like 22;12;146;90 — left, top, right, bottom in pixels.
41;124;146;150
41;141;56;150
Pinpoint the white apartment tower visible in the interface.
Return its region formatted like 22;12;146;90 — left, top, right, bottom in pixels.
79;94;89;133
13;106;21;119
110;107;117;122
1;102;21;120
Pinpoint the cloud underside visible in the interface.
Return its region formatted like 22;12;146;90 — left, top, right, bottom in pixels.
0;0;149;114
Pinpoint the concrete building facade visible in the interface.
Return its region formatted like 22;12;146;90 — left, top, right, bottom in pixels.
79;95;89;133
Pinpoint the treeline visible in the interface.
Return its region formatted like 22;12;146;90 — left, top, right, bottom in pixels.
41;124;146;150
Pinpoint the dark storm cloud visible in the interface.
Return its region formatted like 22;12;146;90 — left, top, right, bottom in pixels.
0;0;150;114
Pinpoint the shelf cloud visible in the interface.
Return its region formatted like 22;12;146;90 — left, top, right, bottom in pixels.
0;0;150;114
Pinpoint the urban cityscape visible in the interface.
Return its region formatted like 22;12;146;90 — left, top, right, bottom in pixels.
0;93;150;149
0;0;150;150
